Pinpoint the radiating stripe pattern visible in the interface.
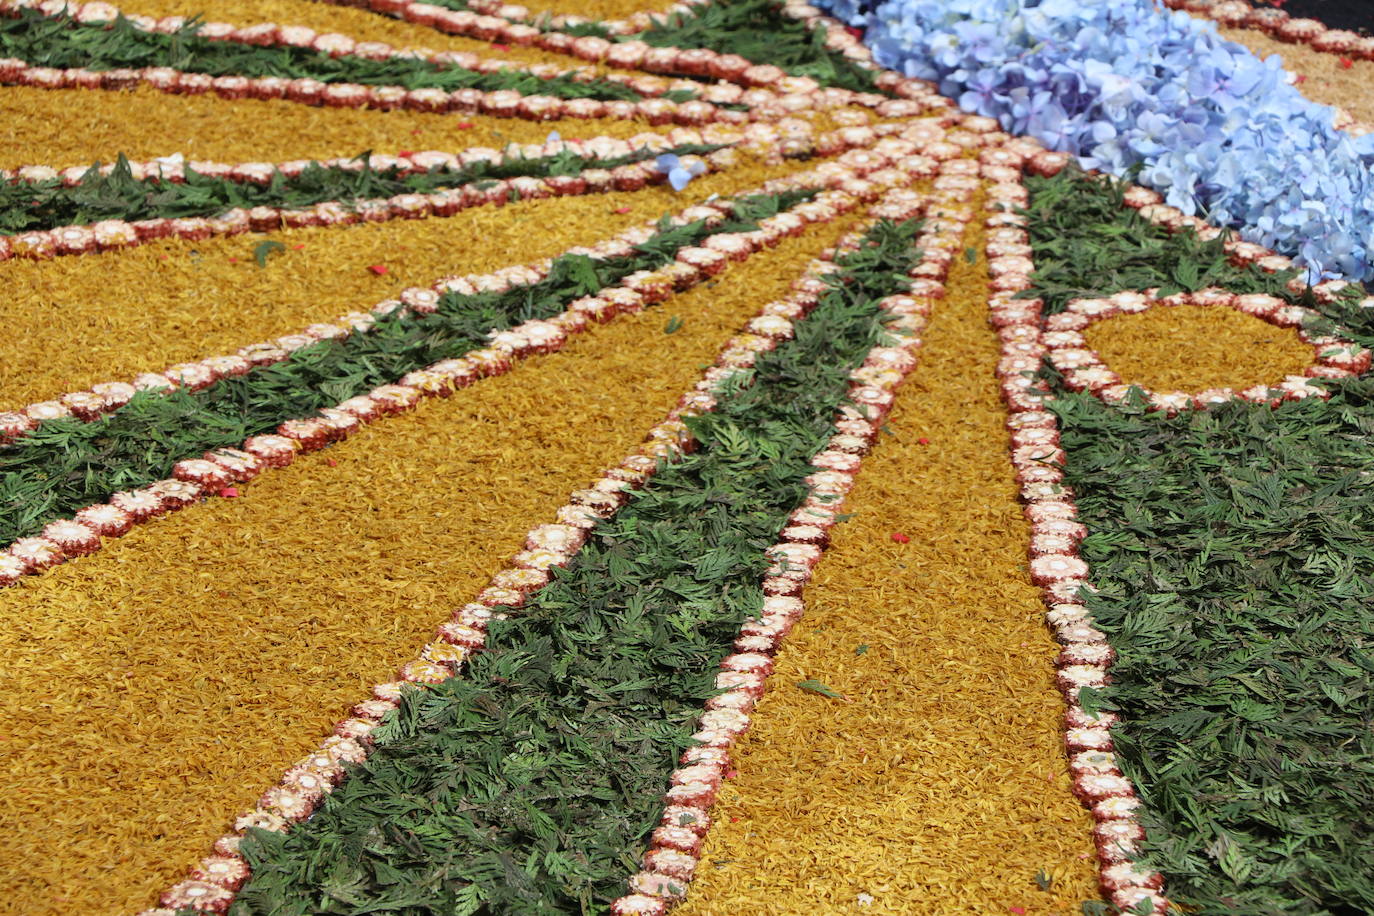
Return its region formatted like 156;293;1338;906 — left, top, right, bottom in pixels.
2;1;1299;914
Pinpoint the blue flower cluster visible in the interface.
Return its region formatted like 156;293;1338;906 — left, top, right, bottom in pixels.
818;0;1374;282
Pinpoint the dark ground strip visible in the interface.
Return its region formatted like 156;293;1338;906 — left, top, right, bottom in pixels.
1254;0;1373;35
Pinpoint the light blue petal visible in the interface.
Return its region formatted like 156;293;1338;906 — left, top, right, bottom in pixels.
812;0;1374;279
669;167;693;191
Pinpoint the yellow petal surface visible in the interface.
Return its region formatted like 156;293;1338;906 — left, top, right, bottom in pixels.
1084;304;1315;394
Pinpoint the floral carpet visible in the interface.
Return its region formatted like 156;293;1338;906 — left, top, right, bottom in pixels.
0;0;1370;914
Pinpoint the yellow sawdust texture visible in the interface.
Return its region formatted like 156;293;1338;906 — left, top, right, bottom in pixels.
111;0;594;70
1218;25;1374;127
0;155;812;409
1084;304;1314;394
518;0;678;22
0;206;860;916
0;84;656;169
677;210;1100;916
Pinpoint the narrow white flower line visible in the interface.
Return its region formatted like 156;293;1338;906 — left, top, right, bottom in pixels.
1040;288;1369;413
0;0;750;127
138;178;889;916
1162;0;1374;72
0;134;738;270
307;0;947;119
984;150;1169;916
0;156;914;588
609;163;973;916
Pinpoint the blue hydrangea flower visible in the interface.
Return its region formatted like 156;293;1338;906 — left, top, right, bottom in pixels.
656;153;707;192
816;0;1374;281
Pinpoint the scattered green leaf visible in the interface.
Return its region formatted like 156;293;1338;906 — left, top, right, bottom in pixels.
252;240;285;268
796;679;844;699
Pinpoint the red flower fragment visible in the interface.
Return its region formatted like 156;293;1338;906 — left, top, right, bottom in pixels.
890;532;910;544
1340;57;1354;69
368;264;389;275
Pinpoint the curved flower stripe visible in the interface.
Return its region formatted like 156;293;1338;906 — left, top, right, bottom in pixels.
814;0;1374;283
0;137;731;257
